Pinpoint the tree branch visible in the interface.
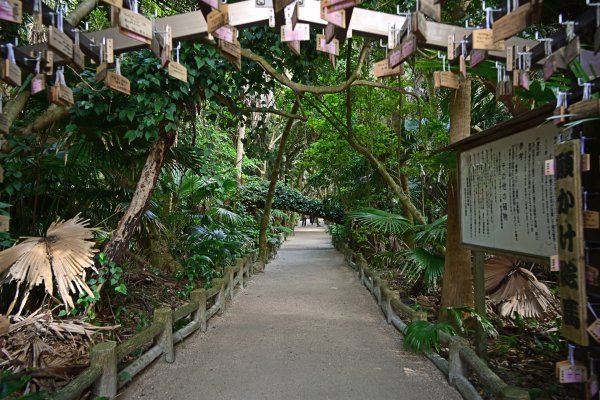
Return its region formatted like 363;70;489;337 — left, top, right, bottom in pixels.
352;80;420;100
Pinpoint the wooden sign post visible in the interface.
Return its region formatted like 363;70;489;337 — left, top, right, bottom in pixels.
556;139;588;346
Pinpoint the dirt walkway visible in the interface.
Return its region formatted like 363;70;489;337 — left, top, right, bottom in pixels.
123;225;461;400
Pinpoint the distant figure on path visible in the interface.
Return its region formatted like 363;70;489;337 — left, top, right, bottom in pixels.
301;214;308;226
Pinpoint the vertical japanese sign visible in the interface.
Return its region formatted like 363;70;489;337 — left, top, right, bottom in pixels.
556;139;588;346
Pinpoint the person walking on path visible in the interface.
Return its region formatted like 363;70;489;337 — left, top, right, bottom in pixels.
301;214;308;226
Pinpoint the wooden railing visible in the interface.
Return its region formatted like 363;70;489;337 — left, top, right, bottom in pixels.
332;238;530;400
51;241;282;400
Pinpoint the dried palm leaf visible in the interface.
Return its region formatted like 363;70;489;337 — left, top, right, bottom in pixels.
0;215;98;314
485;256;554;319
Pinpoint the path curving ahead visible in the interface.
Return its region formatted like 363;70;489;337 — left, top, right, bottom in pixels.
124;226;461;400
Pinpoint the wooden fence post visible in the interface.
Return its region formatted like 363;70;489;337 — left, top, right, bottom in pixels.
448;336;469;386
235;258;245;289
154;307;174;363
90;341;117;399
213;278;226;315
191;288;207;332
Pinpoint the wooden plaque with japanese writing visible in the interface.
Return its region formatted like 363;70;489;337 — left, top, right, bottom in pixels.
105;38;114;64
106;72;131;95
214;25;238;44
555;139;588;346
72;46;85;72
433;70;459;89
207;9;228;33
0;0;23;24
219;39;241;59
168;62;188;82
48;26;74;59
373;59;403;78
281;23;310;42
101;0;123;7
316;34;339;56
287;40;301;55
470;49;487;68
119;8;152;44
472;29;505;51
493;2;534;42
1;59;21;87
44;51;54;76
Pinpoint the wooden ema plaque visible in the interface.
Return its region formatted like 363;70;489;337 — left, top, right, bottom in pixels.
44;50;54;76
434;70;459;89
119;8;152;45
101;0;123;7
50;85;74;107
373;58;403;78
470;49;487;68
419;0;440;22
316;34;339;56
322;0;361;13
388;47;402;68
207;6;229;33
213;25;237;44
493;1;541;42
0;114;9;135
0;0;22;23
396;35;417;65
472;29;505;51
106;71;131;95
48;26;74;60
0;59;21;86
569;99;600;120
321;8;346;29
31;74;46;95
555;139;588;346
219;39;241;71
287;40;301;55
72;46;85;72
96;63;108;82
168;62;188;82
411;12;428;43
281;23;310;42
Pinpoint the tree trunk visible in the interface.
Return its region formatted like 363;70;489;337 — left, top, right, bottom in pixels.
144;223;182;273
104;129;176;264
440;78;474;315
235;120;245;185
258;101;300;262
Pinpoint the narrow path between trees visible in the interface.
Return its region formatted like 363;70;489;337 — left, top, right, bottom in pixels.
123;225;461;400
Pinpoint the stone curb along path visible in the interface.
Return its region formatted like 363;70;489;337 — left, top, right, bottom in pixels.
123;226;461;400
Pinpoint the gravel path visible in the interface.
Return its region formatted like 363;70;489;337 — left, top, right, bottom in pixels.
123;225;461;400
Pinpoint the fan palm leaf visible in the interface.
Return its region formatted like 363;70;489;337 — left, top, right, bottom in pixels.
414;215;447;246
347;208;412;235
485;256;554;319
0;215;98;314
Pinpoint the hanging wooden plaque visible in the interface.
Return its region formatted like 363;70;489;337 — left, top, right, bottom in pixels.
207;8;228;33
0;215;9;232
316;34;339;56
373;58;403;78
324;0;360;13
388;47;402;68
214;25;238;44
419;0;440;21
118;8;152;45
72;46;85;72
281;23;310;42
0;114;9;135
555;139;588;346
31;74;46;95
321;9;346;28
96;62;108;82
472;29;505;51
287;40;301;55
506;46;514;71
101;0;122;6
493;2;539;42
219;39;241;59
398;35;417;64
106;71;131;95
434;70;459;89
168;62;188;82
0;0;22;24
0;59;21;86
105;38;114;64
50;85;74;107
563;37;581;66
44;50;54;76
447;35;455;60
48;26;74;60
569;99;600;120
470;49;487;68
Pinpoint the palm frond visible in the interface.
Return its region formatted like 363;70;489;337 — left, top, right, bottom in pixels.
208;207;243;226
485;256;554;319
0;215;98;314
400;247;445;291
347;208;412;234
414;215;447;246
405;320;456;353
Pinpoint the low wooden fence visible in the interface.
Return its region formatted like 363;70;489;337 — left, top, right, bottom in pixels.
51;240;283;400
332;238;530;400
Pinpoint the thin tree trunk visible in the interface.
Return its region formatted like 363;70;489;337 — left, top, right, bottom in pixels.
440;78;474;314
104;129;176;264
235;120;245;185
258;100;300;262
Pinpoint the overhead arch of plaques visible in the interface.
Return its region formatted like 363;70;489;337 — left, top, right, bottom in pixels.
1;0;600;124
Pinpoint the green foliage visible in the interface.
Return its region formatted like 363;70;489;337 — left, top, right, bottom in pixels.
0;370;48;399
404;320;456;353
445;306;499;339
347;208;411;235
